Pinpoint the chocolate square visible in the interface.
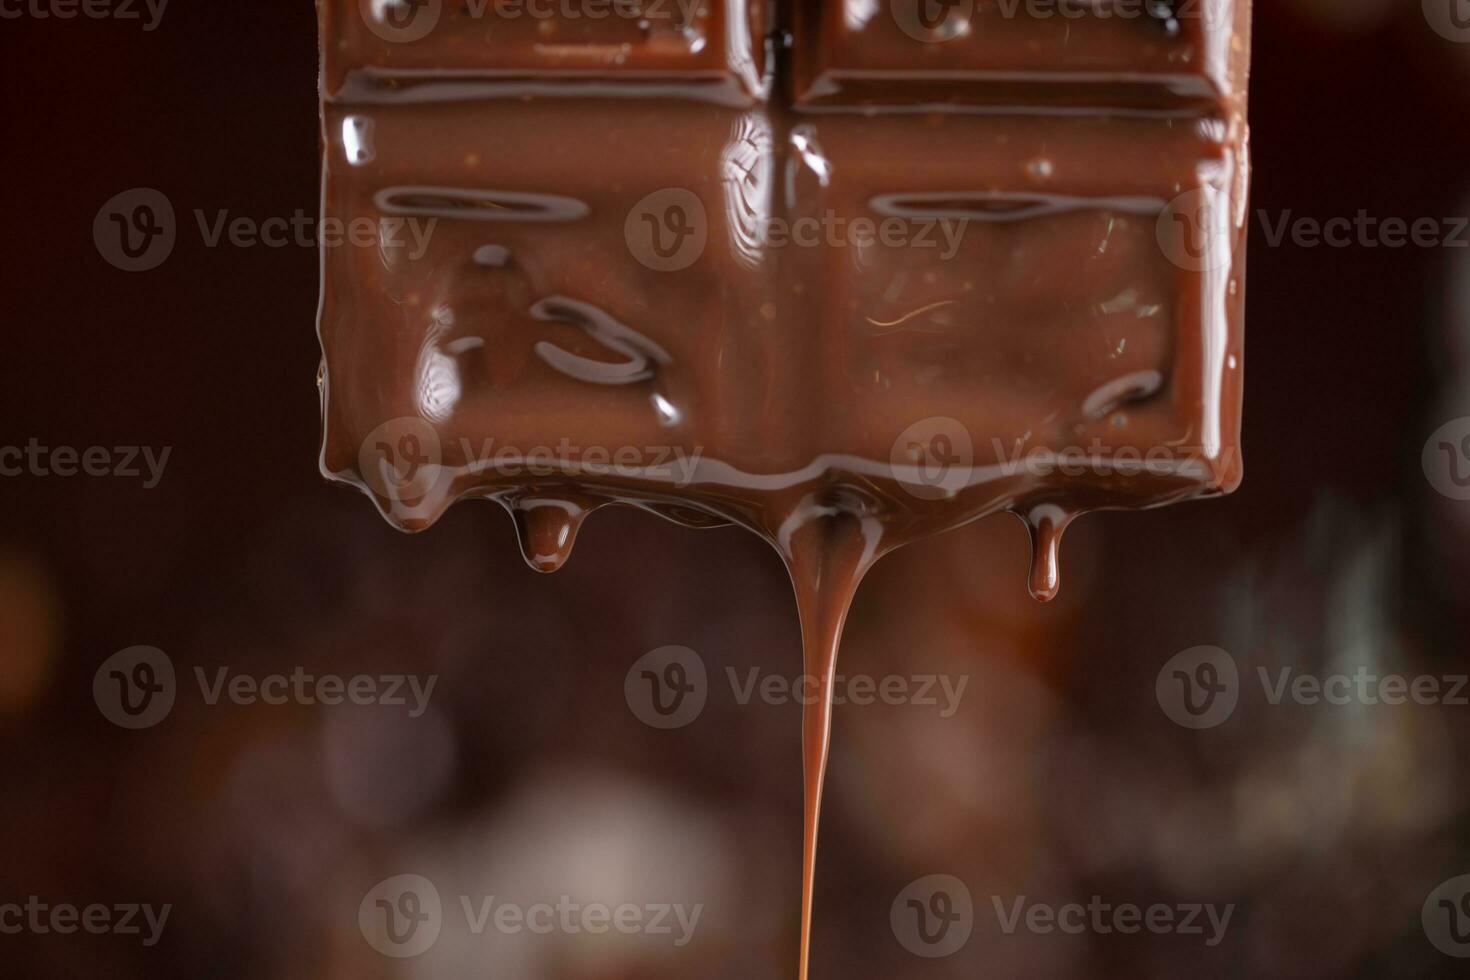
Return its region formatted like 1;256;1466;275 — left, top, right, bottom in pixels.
790;0;1250;110
780;111;1243;493
323;0;769;101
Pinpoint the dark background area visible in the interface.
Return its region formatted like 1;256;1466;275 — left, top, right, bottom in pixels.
2;1;1469;977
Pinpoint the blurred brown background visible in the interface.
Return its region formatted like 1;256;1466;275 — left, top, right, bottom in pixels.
3;1;1470;977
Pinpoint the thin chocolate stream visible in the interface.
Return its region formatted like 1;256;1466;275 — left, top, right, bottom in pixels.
779;499;885;980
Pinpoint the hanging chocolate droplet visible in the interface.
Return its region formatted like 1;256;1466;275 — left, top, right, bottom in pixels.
510;497;596;573
1019;503;1078;602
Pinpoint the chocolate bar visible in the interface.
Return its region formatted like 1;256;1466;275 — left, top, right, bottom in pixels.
319;0;1248;579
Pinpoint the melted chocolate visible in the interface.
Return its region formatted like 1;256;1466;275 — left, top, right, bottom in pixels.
318;2;1251;974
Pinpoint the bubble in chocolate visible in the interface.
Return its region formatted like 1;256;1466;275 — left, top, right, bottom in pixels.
473;244;511;267
342;115;376;166
358;874;443;958
1146;0;1183;36
625;188;708;272
624;645;707;730
890;874;973;958
890;417;974;500
1155;645;1239;730
93;645;175;730
360;0;442;44
1422;417;1470;501
94;188;176;273
891;0;975;43
1156;188;1233;273
358;417;444;503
